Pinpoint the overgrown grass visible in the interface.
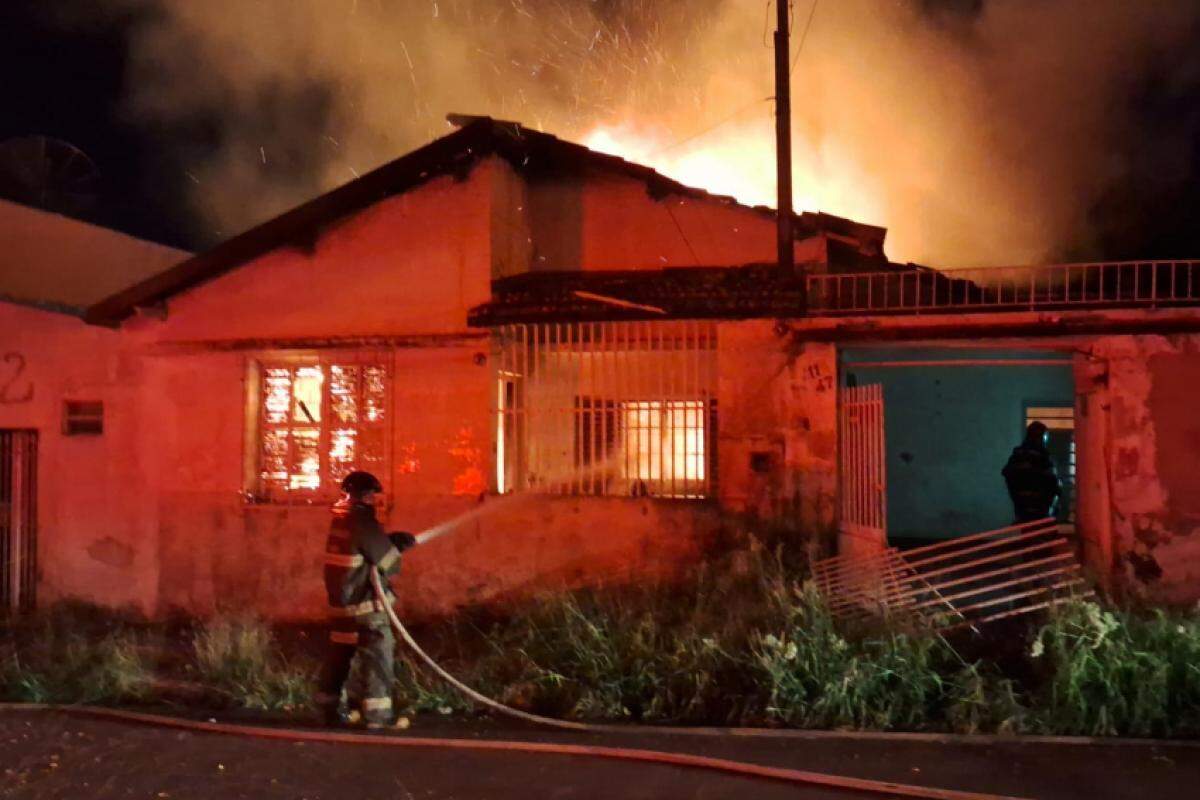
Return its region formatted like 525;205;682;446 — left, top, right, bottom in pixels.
391;545;789;723
0;603;314;711
3;555;1200;739
391;555;1200;737
187;616;314;711
1025;602;1200;737
0;603;157;704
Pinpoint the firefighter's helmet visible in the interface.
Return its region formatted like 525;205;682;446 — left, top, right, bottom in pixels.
340;471;383;497
1025;421;1049;449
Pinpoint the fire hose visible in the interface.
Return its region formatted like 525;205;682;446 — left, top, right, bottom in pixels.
367;574;1030;800
0;574;1030;799
0;496;1030;799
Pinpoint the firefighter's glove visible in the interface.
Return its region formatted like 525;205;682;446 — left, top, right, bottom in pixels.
389;531;418;551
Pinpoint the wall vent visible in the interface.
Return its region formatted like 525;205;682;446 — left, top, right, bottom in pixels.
63;401;103;436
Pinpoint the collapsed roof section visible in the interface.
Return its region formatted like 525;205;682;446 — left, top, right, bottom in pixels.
87;114;890;326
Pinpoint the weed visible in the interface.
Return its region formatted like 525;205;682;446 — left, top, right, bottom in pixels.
754;583;950;729
0;630;154;705
1026;601;1200;737
188;616;314;711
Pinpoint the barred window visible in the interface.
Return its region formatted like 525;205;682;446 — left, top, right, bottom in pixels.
495;322;716;499
251;359;390;503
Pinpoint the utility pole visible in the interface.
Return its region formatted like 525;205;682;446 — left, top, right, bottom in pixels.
774;0;794;275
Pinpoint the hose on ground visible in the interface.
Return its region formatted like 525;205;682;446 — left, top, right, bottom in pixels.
368;571;1030;800
0;703;1030;800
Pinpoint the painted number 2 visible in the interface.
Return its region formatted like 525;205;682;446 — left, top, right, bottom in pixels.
0;352;33;404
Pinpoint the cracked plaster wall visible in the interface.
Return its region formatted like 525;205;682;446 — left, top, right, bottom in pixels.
1081;334;1200;604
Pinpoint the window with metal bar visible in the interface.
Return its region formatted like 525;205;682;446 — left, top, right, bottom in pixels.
494;321;717;499
251;359;391;503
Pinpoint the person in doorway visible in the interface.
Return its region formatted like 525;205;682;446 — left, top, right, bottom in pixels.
1001;422;1062;523
316;470;416;729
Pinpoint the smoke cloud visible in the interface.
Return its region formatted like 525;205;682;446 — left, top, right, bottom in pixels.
110;0;1200;266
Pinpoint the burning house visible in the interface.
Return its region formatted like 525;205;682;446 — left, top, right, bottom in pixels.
2;115;1199;622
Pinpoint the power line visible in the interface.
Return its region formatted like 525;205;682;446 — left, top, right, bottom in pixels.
644;0;814;159
648;96;772;156
791;0;819;74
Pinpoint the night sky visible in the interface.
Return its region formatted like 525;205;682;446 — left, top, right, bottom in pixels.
2;0;1200;263
0;1;197;247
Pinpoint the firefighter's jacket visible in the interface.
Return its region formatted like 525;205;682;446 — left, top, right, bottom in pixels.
1002;444;1061;519
324;501;404;624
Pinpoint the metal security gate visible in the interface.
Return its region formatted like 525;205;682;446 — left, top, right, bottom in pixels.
814;519;1093;631
1;431;37;614
839;384;887;555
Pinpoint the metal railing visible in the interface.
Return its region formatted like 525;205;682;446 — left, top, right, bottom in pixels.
807;260;1200;316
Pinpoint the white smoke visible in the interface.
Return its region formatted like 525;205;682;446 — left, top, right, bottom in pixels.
110;0;1200;266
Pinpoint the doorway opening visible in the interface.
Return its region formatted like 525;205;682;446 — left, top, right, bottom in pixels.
1;430;38;614
839;347;1076;549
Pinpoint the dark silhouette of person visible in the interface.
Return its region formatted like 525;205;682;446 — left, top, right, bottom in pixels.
1002;421;1062;523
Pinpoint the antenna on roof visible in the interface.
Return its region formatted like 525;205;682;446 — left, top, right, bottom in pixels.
0;135;100;217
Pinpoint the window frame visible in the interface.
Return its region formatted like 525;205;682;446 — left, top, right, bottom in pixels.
493;321;717;500
245;353;393;505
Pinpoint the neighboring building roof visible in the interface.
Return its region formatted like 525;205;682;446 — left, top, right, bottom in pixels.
86;114;889;326
0;198;188;316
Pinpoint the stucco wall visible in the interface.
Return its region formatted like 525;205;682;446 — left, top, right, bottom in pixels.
142;164;496;344
130;341;725;621
718;321;838;555
519;171;828;272
1078;334;1200;604
0;303;156;611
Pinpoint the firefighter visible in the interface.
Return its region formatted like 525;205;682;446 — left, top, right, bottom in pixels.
315;470;416;729
1002;422;1062;523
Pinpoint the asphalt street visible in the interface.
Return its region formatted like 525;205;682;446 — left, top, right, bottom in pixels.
1;709;1195;799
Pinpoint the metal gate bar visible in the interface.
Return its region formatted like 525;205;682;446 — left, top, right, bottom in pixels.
839;384;886;549
814;519;1092;631
493;322;717;498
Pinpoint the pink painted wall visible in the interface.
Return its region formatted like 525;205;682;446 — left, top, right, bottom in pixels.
509;167;831;274
47;158;806;621
1076;334;1200;604
131;339;726;621
140;164;497;344
0;303;157;611
718;321;839;556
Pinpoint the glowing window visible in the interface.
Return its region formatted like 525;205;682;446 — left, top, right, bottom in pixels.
252;360;390;503
620;400;707;498
494;321;716;499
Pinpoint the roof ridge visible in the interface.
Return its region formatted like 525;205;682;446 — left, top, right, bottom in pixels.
85;114;887;326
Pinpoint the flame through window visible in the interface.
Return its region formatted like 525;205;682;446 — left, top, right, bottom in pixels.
256;361;389;502
495;321;716;499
